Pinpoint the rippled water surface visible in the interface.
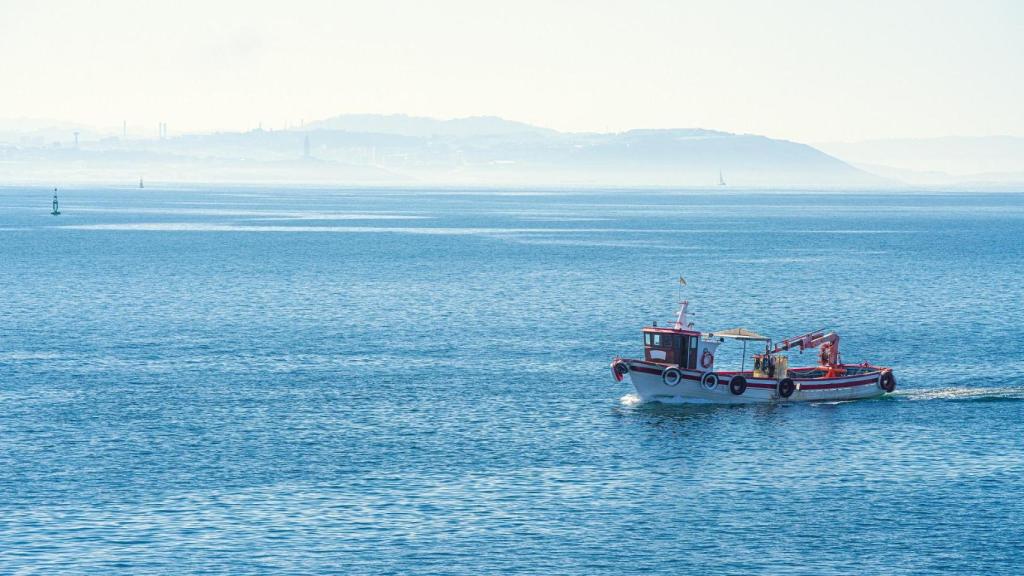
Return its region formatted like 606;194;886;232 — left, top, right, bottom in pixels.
2;186;1023;574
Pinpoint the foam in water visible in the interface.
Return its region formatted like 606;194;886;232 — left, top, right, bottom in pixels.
899;386;1024;402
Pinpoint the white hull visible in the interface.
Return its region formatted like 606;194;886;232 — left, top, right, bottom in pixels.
623;360;887;405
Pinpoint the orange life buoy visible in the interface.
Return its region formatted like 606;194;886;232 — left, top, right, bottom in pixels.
701;349;714;369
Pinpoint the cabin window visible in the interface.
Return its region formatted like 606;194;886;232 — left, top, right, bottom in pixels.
645;333;675;348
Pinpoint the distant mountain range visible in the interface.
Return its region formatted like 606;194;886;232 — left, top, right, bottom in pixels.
3;114;1017;188
817;136;1024;188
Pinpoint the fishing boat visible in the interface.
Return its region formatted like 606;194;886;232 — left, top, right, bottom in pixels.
610;299;895;404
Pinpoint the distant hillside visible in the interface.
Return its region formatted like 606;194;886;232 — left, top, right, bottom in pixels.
0;114;888;187
0;118;107;146
818;136;1024;186
538;129;876;186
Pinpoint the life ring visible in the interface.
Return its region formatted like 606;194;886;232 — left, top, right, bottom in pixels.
879;371;896;393
611;360;629;382
701;350;714;369
701;372;719;390
663;367;682;387
777;378;795;399
729;375;747;396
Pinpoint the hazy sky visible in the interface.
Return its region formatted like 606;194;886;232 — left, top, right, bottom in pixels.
1;0;1020;142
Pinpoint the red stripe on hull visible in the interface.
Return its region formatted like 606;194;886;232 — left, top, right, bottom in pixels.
624;360;881;391
797;378;878;390
627;363;702;381
630;366;663;376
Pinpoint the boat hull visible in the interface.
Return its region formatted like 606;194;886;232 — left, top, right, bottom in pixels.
622;360;889;404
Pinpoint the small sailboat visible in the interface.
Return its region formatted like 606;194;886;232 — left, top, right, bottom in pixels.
718;170;726;186
50;189;61;215
139;177;144;189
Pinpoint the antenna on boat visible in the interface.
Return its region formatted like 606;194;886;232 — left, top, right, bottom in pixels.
673;276;689;330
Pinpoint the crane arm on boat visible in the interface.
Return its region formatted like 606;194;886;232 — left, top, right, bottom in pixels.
772;330;841;366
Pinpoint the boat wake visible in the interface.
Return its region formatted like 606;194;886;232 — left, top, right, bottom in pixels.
619;387;1024;407
897;386;1024;403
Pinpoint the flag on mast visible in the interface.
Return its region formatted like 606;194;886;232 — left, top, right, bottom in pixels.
678;276;686;287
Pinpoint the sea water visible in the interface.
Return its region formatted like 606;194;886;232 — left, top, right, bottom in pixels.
1;186;1022;574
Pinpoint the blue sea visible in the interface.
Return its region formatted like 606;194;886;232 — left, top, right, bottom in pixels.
1;186;1022;574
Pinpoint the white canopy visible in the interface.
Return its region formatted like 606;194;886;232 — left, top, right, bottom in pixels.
709;327;770;342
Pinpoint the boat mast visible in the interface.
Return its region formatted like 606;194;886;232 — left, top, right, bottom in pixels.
672;300;690;330
673;276;689;330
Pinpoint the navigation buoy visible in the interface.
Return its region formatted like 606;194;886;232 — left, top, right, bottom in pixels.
51;189;61;215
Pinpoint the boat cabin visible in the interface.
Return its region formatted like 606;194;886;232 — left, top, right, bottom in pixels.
642;326;702;368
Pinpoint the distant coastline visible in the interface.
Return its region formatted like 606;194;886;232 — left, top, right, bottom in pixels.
1;114;1021;190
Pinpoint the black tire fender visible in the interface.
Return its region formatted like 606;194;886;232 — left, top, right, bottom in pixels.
879;371;896;393
611;360;629;382
701;372;719;390
778;378;796;398
729;375;747;396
